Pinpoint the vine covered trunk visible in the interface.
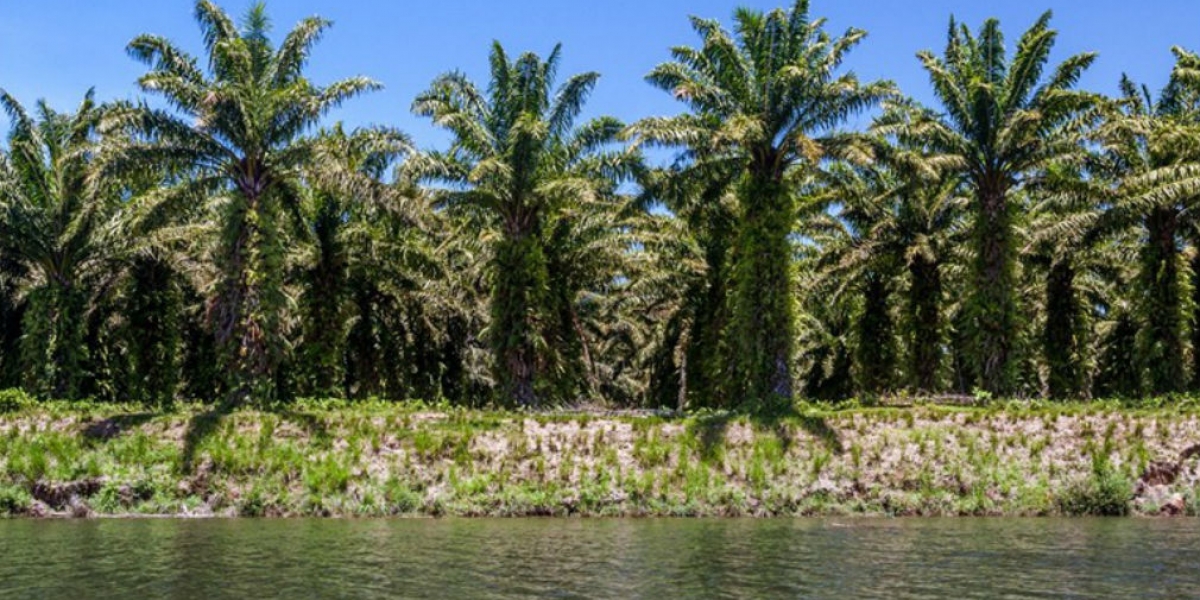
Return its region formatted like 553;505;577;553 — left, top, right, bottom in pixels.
491;229;548;408
299;195;348;398
686;238;731;409
215;185;285;406
21;280;86;399
972;183;1017;396
856;271;895;395
1190;249;1200;392
125;256;183;405
1140;207;1185;395
1044;260;1082;399
729;175;795;409
908;256;942;393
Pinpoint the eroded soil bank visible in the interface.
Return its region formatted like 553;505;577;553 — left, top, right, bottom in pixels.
2;404;1199;518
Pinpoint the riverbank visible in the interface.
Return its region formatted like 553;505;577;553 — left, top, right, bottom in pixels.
2;400;1199;518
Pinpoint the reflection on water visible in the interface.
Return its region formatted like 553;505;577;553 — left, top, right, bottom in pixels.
0;518;1197;599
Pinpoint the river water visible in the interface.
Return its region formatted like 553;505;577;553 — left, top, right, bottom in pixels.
1;518;1196;598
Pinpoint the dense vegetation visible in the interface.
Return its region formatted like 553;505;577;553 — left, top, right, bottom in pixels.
3;0;1200;411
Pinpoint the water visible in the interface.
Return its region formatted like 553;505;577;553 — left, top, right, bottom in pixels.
1;518;1196;599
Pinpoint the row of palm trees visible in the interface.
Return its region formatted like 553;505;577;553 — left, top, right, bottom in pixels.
2;0;1199;410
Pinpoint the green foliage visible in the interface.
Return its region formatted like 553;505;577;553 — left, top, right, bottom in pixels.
1138;209;1187;394
123;256;183;406
635;0;892;408
1043;261;1085;399
728;177;797;408
0;484;31;515
410;42;637;407
0;388;33;413
1057;455;1133;516
105;0;383;406
0;91;122;400
3;2;1200;410
885;12;1099;395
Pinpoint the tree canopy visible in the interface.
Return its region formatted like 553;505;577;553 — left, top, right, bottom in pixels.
3;2;1200;409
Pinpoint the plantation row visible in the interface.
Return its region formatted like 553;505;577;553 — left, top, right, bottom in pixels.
2;0;1199;409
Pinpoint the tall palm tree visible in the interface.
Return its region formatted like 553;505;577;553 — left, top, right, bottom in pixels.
104;1;379;404
1091;52;1200;395
409;42;638;407
815;141;966;394
0;90;124;398
883;12;1099;395
1023;163;1121;399
633;167;739;408
632;0;893;409
807;166;900;396
295;124;411;398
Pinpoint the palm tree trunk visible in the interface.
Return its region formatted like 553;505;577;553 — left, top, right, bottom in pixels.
1140;207;1185;395
686;239;731;408
908;256;942;393
569;307;599;395
1044;259;1081;399
972;184;1017;396
730;175;795;409
1190;249;1200;392
676;333;689;412
492;229;547;408
126;256;183;405
856;271;895;396
22;280;86;399
217;187;283;406
1095;310;1141;398
300;196;347;398
346;283;381;398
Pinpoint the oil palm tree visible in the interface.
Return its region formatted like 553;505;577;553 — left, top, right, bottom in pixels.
0;90;124;398
633;167;739;408
409;42;638;407
882;12;1099;395
807;165;901;396
104;1;380;404
631;0;893;409
1090;52;1200;395
1023;163;1119;399
815;141;967;394
295;124;411;398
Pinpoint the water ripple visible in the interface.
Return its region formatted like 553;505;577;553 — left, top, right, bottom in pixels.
0;518;1197;599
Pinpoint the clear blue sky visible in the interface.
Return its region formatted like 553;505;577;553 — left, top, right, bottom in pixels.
2;0;1198;153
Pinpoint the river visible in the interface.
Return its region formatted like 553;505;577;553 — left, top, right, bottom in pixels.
1;518;1196;598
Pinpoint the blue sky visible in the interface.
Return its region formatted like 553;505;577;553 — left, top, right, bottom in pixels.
1;0;1198;152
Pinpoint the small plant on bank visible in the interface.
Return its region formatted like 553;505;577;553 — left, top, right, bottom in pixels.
1057;455;1133;516
0;389;34;414
0;484;32;515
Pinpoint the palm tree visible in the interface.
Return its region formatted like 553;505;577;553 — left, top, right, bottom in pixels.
104;1;380;404
409;42;638;407
633;167;739;408
0;90;124;398
295;124;411;398
1088;54;1200;395
815;141;966;394
807;166;900;396
632;0;893;409
884;12;1099;395
1023;165;1120;399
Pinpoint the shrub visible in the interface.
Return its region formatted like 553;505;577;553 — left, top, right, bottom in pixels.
383;477;422;514
0;484;32;515
0;389;34;414
1057;457;1132;516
